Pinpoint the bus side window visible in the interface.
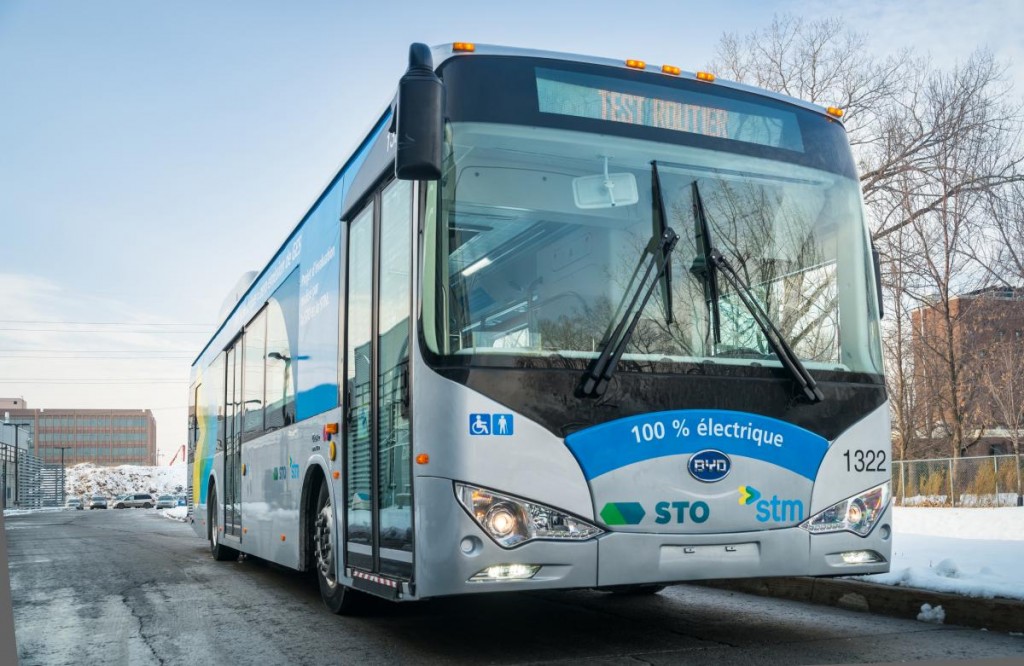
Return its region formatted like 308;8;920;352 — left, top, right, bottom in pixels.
265;270;299;429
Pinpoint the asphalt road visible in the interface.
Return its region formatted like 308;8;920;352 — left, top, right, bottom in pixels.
5;509;1024;665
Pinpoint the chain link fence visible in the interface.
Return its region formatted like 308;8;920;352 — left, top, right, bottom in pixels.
892;453;1024;507
1;442;66;510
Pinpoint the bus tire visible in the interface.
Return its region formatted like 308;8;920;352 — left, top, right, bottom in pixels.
314;482;366;615
209;488;239;562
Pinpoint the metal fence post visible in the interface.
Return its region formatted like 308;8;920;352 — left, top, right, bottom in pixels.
899;460;906;506
994;456;1000;507
948;457;954;508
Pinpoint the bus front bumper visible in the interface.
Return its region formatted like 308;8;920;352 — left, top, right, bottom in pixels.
413;478;891;599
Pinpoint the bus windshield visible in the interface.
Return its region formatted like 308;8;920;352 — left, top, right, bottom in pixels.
423;58;883;380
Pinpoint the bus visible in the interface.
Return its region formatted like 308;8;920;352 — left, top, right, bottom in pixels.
187;42;891;613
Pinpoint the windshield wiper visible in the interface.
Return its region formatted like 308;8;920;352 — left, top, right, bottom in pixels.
708;247;825;403
688;179;722;345
651;161;675;325
579;226;679;398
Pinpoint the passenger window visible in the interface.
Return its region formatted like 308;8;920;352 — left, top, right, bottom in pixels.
243;309;267;433
265;270;299;429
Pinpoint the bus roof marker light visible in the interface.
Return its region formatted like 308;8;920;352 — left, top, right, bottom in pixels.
625;59;646;70
827;106;845;118
695;71;716;82
661;65;681;76
453;42;475;52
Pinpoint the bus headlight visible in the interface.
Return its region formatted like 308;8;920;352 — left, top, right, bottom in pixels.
801;482;889;536
455;483;604;548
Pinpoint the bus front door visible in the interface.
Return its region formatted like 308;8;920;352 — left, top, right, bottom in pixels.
344;179;414;583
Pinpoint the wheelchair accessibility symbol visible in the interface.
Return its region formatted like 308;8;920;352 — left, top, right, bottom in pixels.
469;413;514;436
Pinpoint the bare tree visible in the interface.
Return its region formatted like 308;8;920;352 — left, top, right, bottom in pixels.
979;335;1024;505
712;17;1024;468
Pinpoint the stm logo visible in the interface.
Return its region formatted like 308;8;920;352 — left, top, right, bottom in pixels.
738;485;804;523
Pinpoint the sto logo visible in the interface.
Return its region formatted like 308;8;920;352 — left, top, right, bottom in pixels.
738;485;762;506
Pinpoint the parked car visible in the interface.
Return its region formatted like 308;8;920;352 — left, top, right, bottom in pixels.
155;494;177;509
112;493;156;509
176;495;187;507
87;495;108;510
65;497;83;510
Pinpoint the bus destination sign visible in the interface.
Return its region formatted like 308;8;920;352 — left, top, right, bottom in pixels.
536;68;802;151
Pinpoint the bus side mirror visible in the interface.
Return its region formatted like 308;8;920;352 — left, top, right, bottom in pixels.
395;42;444;181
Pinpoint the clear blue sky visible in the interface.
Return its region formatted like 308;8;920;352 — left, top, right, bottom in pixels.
0;0;1020;461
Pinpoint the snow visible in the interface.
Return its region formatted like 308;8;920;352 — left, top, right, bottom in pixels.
2;507;66;517
159;506;188;522
65;462;187;499
917;603;946;624
857;507;1024;601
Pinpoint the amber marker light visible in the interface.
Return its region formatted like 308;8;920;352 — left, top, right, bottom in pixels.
827;106;845;118
453;42;475;52
625;59;646;70
324;423;339;435
243;528;248;535
280;535;286;542
695;71;716;82
662;64;681;75
332;470;340;480
416;453;430;465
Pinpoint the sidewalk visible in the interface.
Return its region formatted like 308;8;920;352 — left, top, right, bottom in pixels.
700;575;1024;633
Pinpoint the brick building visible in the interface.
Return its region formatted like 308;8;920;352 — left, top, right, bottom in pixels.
2;399;157;466
910;286;1024;455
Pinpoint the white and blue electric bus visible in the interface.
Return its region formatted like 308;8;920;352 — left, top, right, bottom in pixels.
187;42;892;613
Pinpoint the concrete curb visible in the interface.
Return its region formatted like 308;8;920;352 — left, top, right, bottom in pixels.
698;577;1024;633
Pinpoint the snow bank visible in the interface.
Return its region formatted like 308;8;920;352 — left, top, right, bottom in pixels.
856;507;1024;601
3;507;66;517
894;507;1024;541
160;506;188;522
65;462;187;499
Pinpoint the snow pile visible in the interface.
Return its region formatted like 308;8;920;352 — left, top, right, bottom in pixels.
65;462;187;499
160;506;188;522
917;603;946;624
3;507;65;517
857;507;1024;601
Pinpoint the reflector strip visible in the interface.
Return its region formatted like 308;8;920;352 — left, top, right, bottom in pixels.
351;569;400;589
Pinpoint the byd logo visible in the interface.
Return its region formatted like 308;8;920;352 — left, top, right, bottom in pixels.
738;485;804;523
687;449;731;483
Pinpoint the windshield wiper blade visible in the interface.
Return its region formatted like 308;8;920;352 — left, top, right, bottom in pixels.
651;161;674;325
689;180;722;345
708;248;825;403
579;226;679;398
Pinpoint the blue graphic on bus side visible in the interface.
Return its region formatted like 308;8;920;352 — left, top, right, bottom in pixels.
564;409;828;480
469;413;514;436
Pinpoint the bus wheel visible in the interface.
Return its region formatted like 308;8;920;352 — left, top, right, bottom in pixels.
209;488;238;562
314;483;365;615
